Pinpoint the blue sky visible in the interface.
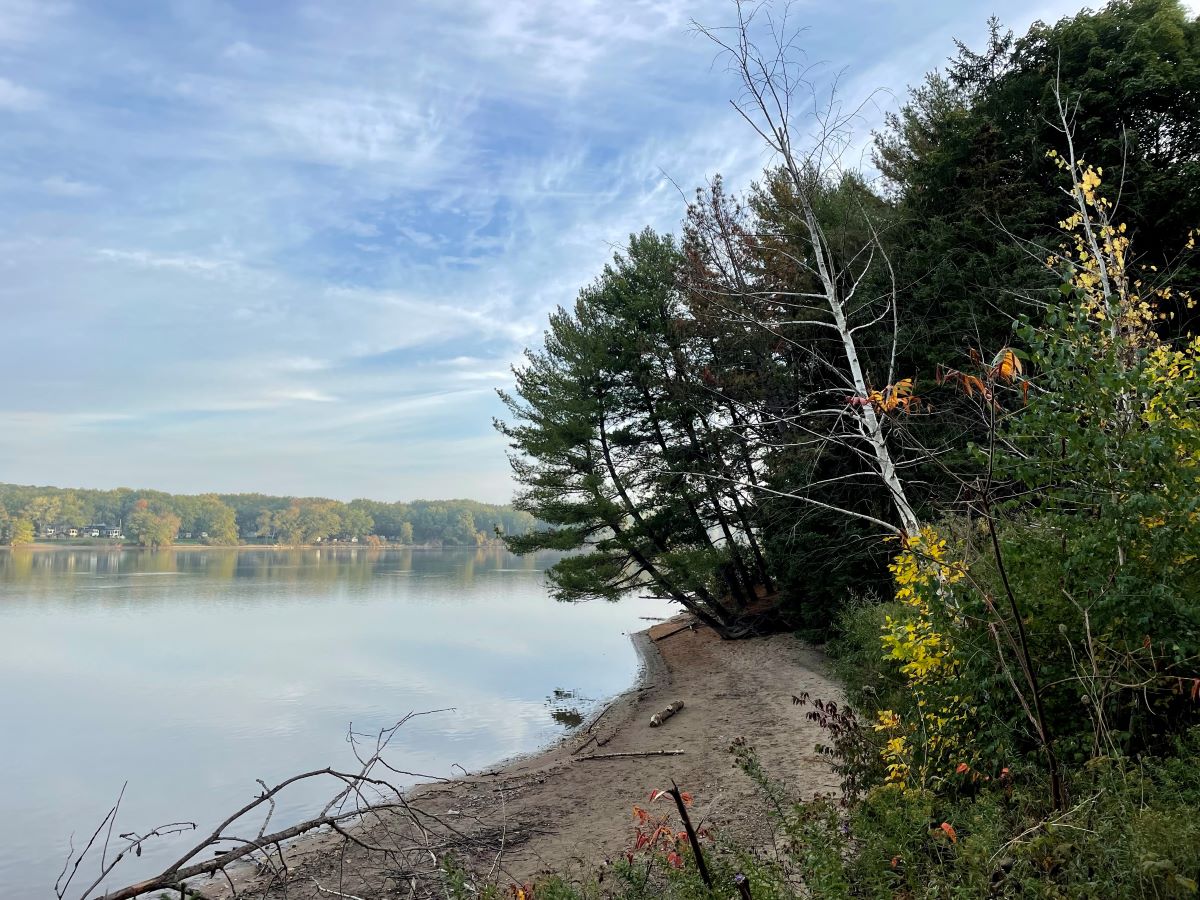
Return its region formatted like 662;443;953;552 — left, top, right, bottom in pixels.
0;0;1161;503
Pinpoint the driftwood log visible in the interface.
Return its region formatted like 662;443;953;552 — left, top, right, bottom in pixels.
649;700;684;728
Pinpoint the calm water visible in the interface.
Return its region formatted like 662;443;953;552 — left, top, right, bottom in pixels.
0;547;671;897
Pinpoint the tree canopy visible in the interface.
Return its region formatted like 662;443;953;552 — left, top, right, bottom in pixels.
0;482;537;547
500;0;1200;644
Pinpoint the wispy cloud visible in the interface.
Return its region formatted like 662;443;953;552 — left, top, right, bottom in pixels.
0;0;1108;500
41;175;101;196
221;40;261;61
0;75;41;109
0;0;69;45
268;388;338;404
96;248;242;276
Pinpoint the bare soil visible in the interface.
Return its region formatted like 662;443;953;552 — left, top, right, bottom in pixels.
206;617;844;897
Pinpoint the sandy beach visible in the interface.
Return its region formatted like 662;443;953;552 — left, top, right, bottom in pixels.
204;617;844;897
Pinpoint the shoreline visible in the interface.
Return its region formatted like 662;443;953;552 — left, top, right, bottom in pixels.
207;618;843;897
2;542;507;552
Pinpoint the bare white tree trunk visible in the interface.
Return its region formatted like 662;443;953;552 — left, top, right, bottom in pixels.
798;201;922;535
696;1;921;536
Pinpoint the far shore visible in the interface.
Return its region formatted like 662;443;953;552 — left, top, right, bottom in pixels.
2;541;508;552
205;617;843;898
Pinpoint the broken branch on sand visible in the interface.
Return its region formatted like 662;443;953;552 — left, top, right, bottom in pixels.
55;711;488;900
575;750;685;761
652;622;695;642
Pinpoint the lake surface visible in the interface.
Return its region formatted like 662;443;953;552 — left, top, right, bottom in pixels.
0;547;672;897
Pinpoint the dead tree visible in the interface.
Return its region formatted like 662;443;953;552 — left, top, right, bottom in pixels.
691;1;922;538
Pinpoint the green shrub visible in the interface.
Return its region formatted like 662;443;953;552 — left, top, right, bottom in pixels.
836;729;1200;898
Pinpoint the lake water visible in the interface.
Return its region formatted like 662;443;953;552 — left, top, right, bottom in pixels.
0;547;672;897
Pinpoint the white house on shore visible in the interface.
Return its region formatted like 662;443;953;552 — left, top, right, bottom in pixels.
40;523;124;539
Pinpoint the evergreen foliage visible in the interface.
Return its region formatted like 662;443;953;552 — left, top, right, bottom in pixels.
499;230;771;634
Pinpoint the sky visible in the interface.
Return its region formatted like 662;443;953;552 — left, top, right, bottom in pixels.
0;0;1172;504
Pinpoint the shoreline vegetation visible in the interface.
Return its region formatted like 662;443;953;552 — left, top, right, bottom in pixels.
0;481;537;550
4;540;515;552
474;1;1200;895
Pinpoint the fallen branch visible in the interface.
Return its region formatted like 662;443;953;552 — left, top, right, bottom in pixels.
311;879;369;900
575;750;685;760
572;734;598;755
586;698;618;734
98;796;414;900
59;711;464;900
653;623;695;643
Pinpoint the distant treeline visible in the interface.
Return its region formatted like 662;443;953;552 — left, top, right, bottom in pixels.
0;482;537;548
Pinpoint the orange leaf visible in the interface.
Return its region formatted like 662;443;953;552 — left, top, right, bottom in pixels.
939;822;958;844
993;348;1022;381
872;378;918;414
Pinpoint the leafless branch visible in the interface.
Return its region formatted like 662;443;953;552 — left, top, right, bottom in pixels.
55;711;516;900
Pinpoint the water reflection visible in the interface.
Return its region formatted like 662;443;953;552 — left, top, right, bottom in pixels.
546;688;593;729
0;544;543;583
0;547;671;896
